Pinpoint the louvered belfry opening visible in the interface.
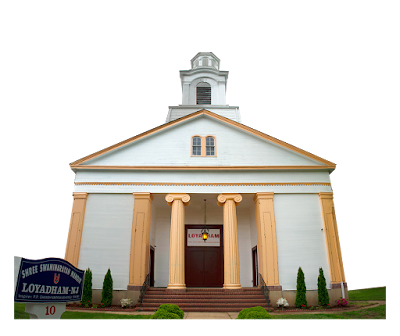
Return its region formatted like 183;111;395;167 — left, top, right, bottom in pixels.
196;82;211;104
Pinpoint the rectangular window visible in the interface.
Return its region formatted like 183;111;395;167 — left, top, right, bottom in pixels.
206;137;215;156
192;136;202;156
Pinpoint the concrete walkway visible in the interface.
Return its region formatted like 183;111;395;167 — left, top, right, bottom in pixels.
66;301;385;319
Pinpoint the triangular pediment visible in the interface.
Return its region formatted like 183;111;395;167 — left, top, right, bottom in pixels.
70;110;335;171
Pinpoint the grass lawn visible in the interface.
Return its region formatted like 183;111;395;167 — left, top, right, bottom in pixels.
274;287;386;320
15;286;386;319
348;286;386;301
272;304;385;319
14;303;152;319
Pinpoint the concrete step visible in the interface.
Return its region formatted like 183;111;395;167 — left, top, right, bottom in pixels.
139;287;270;312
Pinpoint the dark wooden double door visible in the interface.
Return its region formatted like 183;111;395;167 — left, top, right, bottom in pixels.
185;225;223;287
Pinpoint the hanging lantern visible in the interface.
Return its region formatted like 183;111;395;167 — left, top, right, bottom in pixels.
201;226;209;241
202;199;209;241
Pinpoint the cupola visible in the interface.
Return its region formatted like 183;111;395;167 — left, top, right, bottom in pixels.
166;52;241;123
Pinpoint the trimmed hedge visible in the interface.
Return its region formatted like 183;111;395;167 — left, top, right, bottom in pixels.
152;310;181;319
237;306;272;319
151;304;184;319
246;311;272;319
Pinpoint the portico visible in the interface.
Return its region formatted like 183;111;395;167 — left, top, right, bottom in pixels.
123;192;281;291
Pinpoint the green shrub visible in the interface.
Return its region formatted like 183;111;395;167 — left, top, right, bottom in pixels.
101;269;113;307
81;268;92;307
158;304;184;319
151;310;181;319
236;306;272;321
295;267;308;308
317;267;330;306
245;311;273;319
151;304;184;319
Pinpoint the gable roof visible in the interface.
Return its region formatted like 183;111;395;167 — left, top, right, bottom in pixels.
70;109;336;172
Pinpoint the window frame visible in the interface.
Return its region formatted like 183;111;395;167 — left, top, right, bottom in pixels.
205;136;215;156
191;135;202;156
190;135;217;157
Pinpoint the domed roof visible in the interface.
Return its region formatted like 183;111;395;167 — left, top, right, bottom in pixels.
190;52;220;70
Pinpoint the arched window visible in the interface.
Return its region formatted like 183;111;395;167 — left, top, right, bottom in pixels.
192;136;202;156
206;136;215;156
196;82;211;105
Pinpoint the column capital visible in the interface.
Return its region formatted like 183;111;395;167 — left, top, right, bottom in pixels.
253;192;274;203
133;192;154;202
319;192;334;200
72;192;88;200
165;193;191;206
217;193;242;206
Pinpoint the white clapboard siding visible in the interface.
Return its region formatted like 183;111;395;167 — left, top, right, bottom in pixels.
153;206;171;288
78;194;134;289
274;194;331;290
75;170;331;184
83;116;323;167
237;208;253;287
74;169;333;194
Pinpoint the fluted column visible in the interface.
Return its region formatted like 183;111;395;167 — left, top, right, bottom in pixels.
165;193;190;289
217;193;242;289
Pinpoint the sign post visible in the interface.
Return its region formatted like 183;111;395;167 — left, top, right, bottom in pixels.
14;257;85;319
24;303;67;319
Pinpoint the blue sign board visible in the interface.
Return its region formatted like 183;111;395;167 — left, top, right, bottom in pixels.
14;258;85;303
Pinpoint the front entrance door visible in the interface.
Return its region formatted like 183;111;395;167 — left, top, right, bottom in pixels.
185;225;223;287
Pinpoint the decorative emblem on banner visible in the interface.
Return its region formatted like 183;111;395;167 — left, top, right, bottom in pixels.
54;273;60;284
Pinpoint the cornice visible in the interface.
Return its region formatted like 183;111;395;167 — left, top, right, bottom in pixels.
75;182;331;187
180;68;228;78
71;165;335;171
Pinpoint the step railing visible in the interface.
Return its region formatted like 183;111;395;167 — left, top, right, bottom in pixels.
258;273;270;306
138;273;150;310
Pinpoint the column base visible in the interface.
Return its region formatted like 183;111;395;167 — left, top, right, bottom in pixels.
167;284;186;290
223;284;242;290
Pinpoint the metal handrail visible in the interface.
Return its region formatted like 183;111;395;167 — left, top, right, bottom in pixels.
139;273;150;309
259;273;270;305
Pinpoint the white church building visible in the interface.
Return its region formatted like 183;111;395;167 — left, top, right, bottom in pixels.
65;52;347;307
